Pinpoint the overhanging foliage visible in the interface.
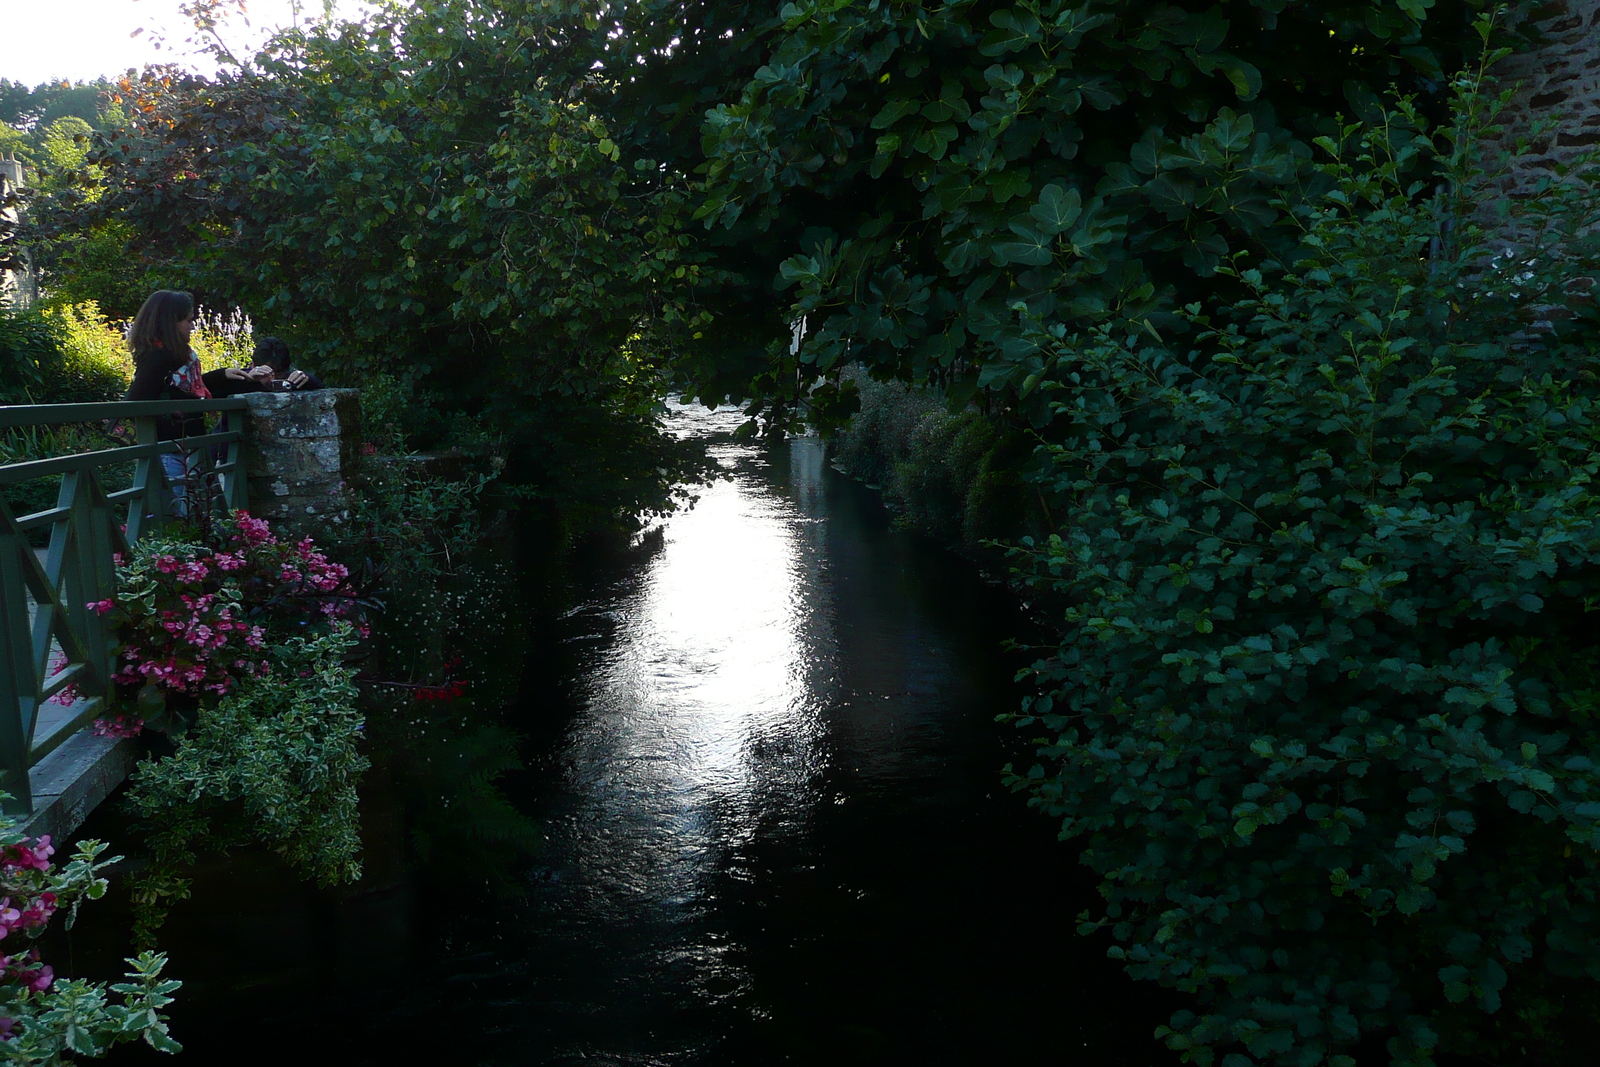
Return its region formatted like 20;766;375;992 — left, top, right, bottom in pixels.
1007;59;1600;1065
606;0;1516;426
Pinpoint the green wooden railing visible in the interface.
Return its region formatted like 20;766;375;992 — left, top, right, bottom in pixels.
0;398;249;816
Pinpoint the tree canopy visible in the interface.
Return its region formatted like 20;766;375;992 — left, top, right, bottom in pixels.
50;3;716;518
598;0;1511;427
82;6;708;409
50;0;1515;425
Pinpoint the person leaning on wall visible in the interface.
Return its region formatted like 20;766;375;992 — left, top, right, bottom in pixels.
252;336;322;391
201;336;323;398
124;290;257;516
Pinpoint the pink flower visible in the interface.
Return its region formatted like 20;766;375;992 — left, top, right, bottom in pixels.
177;560;211;583
0;949;53;991
0;839;55;874
232;512;276;546
16;893;57;931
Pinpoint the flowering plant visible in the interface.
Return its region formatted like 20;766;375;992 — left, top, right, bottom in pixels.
0;815;180;1061
127;624;369;943
97;512;367;729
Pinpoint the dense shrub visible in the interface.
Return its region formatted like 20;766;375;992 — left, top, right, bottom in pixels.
92;513;365;729
102;515;371;942
34;221;158;322
829;373;1041;546
125;624;369;944
1005;65;1600;1066
348;460;496;579
0;301;127;406
40;301;132;402
0;306;63;406
828;375;943;491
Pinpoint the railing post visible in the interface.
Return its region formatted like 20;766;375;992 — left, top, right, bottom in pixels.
0;498;36;816
125;414;166;545
222;407;248;511
56;471;115;695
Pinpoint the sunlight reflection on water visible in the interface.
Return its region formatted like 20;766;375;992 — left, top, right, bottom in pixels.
561;406;833;927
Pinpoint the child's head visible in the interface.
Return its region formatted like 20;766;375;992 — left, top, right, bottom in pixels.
252;336;291;375
128;290;195;368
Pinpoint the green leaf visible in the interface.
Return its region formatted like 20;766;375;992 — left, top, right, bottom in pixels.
996;224;1054;266
1030;184;1083;235
1214;57;1262;100
980;10;1042;55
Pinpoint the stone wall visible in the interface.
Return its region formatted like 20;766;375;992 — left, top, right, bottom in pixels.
241;389;362;534
0;154;35;309
1486;1;1600;200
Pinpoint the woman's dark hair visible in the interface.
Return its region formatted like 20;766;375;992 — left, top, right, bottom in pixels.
127;290;194;371
253;336;291;374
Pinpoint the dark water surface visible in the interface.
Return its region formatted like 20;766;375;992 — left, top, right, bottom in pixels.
86;406;1171;1066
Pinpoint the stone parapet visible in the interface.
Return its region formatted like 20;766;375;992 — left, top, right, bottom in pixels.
242;389;362;534
1486;2;1600;201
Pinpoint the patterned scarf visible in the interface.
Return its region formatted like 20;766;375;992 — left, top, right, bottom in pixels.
170;354;212;399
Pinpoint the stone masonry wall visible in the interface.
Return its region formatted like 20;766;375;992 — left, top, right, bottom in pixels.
1486;1;1600;200
0;154;35;308
242;389;362;534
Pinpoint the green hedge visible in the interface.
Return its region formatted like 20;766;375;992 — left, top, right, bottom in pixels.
1007;74;1600;1066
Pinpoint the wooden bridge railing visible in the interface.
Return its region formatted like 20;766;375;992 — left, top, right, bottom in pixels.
0;398;249;816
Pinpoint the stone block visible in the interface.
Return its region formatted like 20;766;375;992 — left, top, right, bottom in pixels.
242;389;363;536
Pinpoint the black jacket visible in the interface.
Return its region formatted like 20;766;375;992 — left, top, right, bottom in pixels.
126;358;204;440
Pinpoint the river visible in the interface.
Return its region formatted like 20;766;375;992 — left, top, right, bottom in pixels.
84;405;1169;1066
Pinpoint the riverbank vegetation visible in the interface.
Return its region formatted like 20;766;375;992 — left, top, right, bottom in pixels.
1008;65;1600;1064
11;0;1600;1063
827;372;1045;550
